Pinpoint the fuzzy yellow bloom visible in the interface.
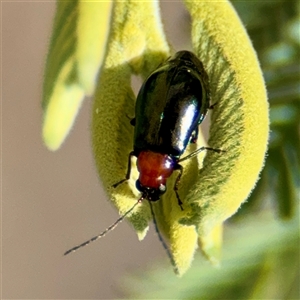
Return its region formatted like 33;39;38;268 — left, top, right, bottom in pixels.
91;1;268;275
43;0;268;275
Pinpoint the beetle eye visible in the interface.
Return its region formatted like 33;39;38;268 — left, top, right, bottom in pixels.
136;180;142;192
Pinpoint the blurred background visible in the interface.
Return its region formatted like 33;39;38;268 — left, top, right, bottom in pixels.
2;1;299;299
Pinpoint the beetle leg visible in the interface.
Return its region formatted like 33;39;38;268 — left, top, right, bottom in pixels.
173;164;184;210
178;147;224;163
112;151;135;188
149;202;178;274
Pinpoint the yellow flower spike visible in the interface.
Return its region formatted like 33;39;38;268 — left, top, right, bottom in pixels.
92;1;169;238
177;0;269;262
46;0;268;275
42;1;112;150
169;224;199;276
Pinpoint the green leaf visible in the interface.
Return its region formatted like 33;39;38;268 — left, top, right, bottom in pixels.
231;0;300;220
42;1;112;150
122;210;299;300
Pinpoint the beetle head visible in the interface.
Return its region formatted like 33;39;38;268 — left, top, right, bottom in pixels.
136;180;166;201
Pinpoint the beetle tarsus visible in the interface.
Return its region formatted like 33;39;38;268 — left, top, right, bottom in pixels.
130;118;135;126
209;102;217;109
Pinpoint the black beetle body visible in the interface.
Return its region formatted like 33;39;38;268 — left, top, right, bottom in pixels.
134;50;210;157
114;51;221;207
64;51;222;257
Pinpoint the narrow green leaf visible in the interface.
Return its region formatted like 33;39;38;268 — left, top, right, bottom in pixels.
269;146;298;219
122;210;299;300
76;1;112;94
42;1;112;150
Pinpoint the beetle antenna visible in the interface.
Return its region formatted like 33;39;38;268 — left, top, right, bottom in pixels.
149;202;179;275
64;201;140;256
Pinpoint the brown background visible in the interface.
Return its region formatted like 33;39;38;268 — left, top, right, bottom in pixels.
2;1;192;299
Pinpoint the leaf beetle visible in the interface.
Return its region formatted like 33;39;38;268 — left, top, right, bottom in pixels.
113;50;222;208
64;51;223;257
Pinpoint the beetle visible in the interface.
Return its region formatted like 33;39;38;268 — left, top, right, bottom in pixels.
113;50;222;209
64;51;222;257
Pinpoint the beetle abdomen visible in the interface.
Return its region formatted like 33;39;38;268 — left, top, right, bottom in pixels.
134;51;210;157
